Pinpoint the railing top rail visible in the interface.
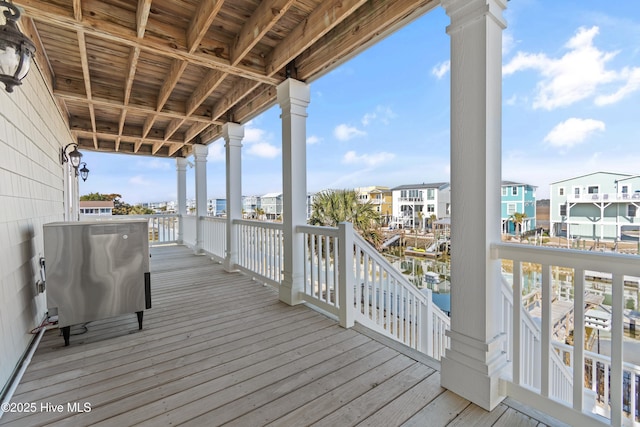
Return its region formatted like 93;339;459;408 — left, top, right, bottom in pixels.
351;232;429;303
552;341;640;373
202;216;226;223
492;242;640;276
296;224;339;238
234;219;284;230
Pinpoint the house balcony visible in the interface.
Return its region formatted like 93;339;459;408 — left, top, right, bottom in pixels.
0;243;566;427
3;214;636;426
568;193;640;203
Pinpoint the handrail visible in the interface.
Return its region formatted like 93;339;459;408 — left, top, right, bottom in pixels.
494;242;639;425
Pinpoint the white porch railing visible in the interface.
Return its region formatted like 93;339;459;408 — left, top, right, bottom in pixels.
235;219;284;287
494;242;640;427
201;216;226;260
182;215;197;247
297;223;450;359
81;214;180;245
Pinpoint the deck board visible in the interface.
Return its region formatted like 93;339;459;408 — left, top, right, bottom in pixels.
0;245;566;427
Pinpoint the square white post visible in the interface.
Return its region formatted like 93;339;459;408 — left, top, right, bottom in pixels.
223;123;244;272
277;78;310;305
176;157;187;243
193;144;208;253
440;0;509;411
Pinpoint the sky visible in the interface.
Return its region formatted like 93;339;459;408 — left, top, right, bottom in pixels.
79;1;640;204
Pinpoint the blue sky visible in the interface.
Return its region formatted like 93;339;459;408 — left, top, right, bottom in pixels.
80;1;640;204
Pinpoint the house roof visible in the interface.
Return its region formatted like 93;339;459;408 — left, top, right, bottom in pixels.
502;180;536;188
550;171;633;185
391;182;449;191
261;192;282;198
14;0;437;159
79;200;114;208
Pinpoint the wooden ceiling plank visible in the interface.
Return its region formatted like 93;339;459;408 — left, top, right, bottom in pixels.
77;31;92;101
134;140;143;153
186;0;224;53
118;109;127;135
198;124;222;146
142;115;157;139
157;59;189;111
210;78;261;121
72;0;82;21
230;0;296;66
137;0;153;38
115;137;121;151
266;0;368;76
55;90;223;125
168;143;185;157
123;47;140;105
297;0;436;79
15;1;279;86
233;85;277;123
184;122;211;143
151;140;164;155
186;70;227;116
164;118;184;141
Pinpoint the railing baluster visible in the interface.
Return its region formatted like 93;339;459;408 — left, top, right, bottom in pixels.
573;268;585;412
611;273;624;427
513;260;522;386
541;263;552;398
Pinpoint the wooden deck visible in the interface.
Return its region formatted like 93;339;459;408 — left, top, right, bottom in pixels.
1;245;567;427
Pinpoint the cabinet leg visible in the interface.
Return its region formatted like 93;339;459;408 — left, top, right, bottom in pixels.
136;311;143;330
62;326;70;346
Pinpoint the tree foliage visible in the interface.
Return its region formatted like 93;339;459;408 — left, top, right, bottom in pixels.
309;189;382;248
80;192;154;215
509;212;528;237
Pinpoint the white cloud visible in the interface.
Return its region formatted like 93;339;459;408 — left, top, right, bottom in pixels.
342;150;395;167
307;135;322;145
503;32;515;55
595;66;640;105
334;124;366;141
432;60;450;79
207;140;225;162
543;118;605;148
503;26;630;110
361;105;396;126
247;142;280;158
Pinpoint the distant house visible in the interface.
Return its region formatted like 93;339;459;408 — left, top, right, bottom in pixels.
354;186;393;224
390;183;451;229
79;200;114;217
261;192;283;220
207;198;227;216
501;181;537;234
550;172;640;240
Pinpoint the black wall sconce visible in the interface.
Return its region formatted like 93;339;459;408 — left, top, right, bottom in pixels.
78;162;89;182
60;143;83;176
0;0;36;93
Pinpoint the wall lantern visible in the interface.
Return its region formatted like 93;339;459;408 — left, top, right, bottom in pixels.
78;162;89;182
0;0;36;93
60;143;83;175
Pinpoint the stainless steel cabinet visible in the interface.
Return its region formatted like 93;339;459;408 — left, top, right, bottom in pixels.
44;220;151;345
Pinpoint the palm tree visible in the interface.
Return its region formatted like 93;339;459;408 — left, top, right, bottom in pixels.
509;212;528;238
309;189;382;248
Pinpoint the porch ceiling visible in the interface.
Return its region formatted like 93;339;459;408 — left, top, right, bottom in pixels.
14;0;437;158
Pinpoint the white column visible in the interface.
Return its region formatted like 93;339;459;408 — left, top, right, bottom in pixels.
193;144;208;253
277;78;310;305
440;0;509;411
176;157;187;243
223;123;244;272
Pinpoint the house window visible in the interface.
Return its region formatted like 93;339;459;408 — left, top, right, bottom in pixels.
629;205;637;217
427;204;435;213
502;187;508;196
559;187;564;196
622;185;629;194
426;189;435;200
507;203;516;215
512;186;518;196
588;186;599;194
560;205;567;216
574;187;580;197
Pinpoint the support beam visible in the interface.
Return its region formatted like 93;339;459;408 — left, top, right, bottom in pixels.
223;123;244;272
440;0;509;412
193;144;209;253
277;78;310;306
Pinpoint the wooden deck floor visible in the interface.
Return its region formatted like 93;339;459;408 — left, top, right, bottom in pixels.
1;245;567;427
